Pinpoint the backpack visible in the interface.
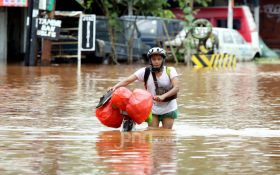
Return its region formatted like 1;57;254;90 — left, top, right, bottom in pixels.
144;66;177;102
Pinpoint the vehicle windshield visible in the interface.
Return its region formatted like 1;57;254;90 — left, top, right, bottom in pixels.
96;18;126;43
136;20;157;35
232;31;246;44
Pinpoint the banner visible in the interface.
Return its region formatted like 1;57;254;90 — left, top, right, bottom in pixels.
0;0;28;7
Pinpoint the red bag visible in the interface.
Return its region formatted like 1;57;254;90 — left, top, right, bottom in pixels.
111;87;132;111
95;100;123;128
126;89;153;124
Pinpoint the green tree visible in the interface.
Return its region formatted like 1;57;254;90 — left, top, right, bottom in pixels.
176;0;211;64
86;0;172;64
86;0;211;64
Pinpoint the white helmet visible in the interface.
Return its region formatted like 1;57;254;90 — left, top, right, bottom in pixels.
147;47;166;59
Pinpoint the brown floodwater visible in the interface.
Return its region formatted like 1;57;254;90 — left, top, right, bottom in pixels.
0;61;279;175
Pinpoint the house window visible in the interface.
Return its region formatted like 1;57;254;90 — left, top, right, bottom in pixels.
216;19;241;30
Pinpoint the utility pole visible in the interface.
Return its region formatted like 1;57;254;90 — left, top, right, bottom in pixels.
128;0;133;16
253;0;259;33
24;0;33;66
41;0;56;66
227;0;233;29
184;0;193;66
25;0;39;66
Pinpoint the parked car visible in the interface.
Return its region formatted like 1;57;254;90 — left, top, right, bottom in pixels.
164;27;261;61
95;16;149;62
50;11;149;62
121;16;185;48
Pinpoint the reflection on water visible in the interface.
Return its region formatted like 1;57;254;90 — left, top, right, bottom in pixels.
96;130;177;175
0;62;279;174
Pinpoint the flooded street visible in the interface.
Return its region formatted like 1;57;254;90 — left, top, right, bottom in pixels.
0;61;279;175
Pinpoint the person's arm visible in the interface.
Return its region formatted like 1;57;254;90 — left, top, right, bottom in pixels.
112;74;138;90
154;76;179;102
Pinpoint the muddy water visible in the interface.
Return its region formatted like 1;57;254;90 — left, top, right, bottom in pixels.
0;62;279;175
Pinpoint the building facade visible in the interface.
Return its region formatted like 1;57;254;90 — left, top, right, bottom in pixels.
0;0;83;62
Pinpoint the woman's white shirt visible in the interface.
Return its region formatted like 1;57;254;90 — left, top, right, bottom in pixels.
134;66;178;115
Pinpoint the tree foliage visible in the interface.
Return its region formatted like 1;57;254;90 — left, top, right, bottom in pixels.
85;0;211;64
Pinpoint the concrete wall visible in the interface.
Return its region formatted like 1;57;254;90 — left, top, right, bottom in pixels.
0;8;7;60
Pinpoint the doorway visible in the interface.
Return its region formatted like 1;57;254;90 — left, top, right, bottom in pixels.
7;7;27;62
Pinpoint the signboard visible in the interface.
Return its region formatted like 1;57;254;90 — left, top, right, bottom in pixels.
80;15;96;51
0;0;28;7
36;18;61;40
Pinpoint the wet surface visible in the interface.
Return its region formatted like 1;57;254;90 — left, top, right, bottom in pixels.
0;61;279;174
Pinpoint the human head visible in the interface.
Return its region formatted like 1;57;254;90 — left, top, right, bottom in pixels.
147;47;166;72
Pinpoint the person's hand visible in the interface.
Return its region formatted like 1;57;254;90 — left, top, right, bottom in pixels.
107;87;115;92
153;95;165;102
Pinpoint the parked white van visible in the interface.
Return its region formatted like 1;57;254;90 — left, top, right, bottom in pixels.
164;27;261;61
213;27;260;61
